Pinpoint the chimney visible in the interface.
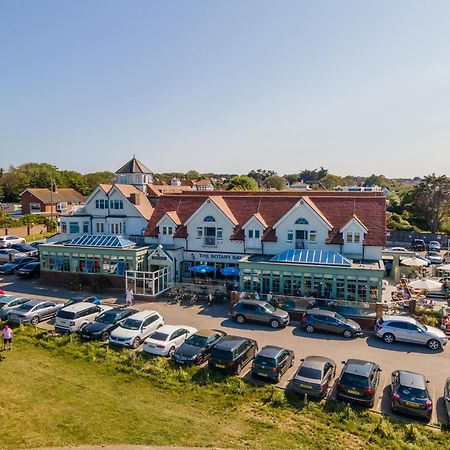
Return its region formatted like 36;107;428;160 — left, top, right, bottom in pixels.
51;181;57;193
130;192;140;205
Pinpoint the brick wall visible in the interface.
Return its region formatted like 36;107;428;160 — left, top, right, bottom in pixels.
0;224;48;237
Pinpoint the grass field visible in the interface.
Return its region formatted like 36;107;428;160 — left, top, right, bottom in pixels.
0;326;448;450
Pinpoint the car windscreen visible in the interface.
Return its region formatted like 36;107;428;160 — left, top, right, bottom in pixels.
334;312;347;323
56;310;76;319
0;301;8;307
15;303;35;312
254;355;276;367
340;372;369;388
149;332;169;341
96;312;118;324
185;335;208;347
22;263;38;269
297;366;322;380
399;385;427;399
121;318;142;330
263;303;276;313
210;348;233;360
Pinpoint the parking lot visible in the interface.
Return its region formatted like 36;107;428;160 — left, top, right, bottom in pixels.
1;276;450;425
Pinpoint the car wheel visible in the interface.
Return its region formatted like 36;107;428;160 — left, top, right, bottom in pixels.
427;339;441;351
270;319;280;329
235;363;242;375
168;346;176;357
382;333;395;344
343;329;353;338
131;337;141;349
100;332;109;342
235;314;245;324
31;315;39;325
305;325;315;334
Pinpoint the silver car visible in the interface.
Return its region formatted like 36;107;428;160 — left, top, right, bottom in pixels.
7;300;63;325
375;315;447;351
0;248;25;263
231;300;290;329
0;296;31;320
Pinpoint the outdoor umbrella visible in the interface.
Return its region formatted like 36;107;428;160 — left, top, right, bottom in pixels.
407;279;442;291
220;267;240;276
400;257;429;267
437;264;450;272
189;265;215;274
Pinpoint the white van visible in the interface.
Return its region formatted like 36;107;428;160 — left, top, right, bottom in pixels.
54;303;111;333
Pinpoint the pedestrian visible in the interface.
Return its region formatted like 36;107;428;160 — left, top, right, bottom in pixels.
125;288;134;307
2;324;13;351
207;292;213;306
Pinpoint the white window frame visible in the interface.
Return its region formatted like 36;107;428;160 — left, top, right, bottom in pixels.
287;230;294;242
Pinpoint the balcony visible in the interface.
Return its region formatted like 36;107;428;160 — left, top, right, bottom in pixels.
295;239;308;250
203;236;216;247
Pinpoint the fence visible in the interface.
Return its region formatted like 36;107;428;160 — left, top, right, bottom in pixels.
0;224;48;237
387;230;450;248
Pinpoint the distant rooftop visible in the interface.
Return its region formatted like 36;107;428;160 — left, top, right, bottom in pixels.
115;157;153;175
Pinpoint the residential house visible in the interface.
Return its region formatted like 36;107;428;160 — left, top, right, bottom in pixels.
21;188;85;216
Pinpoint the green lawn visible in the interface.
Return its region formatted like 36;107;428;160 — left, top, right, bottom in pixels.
0;327;448;450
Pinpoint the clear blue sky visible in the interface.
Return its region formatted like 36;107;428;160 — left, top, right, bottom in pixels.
1;0;449;177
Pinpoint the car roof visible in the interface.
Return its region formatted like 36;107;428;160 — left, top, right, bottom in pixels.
344;359;377;376
62;302;100;312
127;309;158;320
214;335;249;350
382;315;415;323
302;355;335;369
102;307;134;315
195;329;221;337
22;300;41;307
155;325;185;334
257;345;286;358
398;370;427;388
0;295;17;302
238;299;267;305
306;309;335;317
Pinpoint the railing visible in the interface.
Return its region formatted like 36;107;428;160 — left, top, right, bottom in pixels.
204;236;216;246
295;239;307;249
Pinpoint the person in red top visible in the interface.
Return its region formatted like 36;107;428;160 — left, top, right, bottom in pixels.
2;325;13;351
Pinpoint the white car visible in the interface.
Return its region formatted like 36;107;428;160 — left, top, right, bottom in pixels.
54;302;111;333
426;251;443;265
0;235;26;248
109;310;164;349
0;248;26;262
387;247;408;252
143;325;198;357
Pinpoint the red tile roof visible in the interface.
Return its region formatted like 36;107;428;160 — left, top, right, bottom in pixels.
144;191;386;246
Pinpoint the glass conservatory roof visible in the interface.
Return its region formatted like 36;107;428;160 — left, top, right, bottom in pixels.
270;250;351;267
65;235;135;248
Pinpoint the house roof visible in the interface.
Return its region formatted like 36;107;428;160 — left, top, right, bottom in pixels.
22;188;85;204
193;179;213;186
115;157;153;175
144;191;386;246
146;184;193;197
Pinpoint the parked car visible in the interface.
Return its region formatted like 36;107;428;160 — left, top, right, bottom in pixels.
336;359;381;407
415;254;431;266
300;309;362;338
109;310;164;349
231;300;290;329
291;356;336;398
7;300;63;325
411;239;426;252
251;345;294;382
64;296;101;306
391;370;432;421
444;377;450;425
444;251;450;264
173;329;226;365
9;243;39;257
143;325;198;357
80;308;137;341
375;315;447;351
0;248;25;263
0;296;30;320
0;235;26;248
209;335;258;375
428;241;441;252
54;303;111;333
426;251;443;265
387;247;408;252
0;256;39;275
16;261;40;279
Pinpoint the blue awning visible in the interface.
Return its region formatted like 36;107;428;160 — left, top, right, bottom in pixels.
189;265;215;274
220;267;240;276
270;250;351;267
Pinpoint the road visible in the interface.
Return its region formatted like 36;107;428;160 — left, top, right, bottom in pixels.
2;276;450;425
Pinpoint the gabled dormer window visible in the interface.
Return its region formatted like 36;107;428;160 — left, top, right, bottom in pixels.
248;229;261;239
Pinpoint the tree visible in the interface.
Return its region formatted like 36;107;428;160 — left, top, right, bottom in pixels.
185;170;200;180
247;169;276;187
408;174;450;233
298;167;328;182
320;174;345;189
263;175;287;190
226;176;258;191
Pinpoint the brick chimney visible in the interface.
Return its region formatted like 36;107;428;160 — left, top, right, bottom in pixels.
129;192;140;205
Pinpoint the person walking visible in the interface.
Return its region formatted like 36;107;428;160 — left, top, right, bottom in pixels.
2;325;13;351
125;288;134;307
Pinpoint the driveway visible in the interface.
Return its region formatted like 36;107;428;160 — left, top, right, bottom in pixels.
2;277;450;425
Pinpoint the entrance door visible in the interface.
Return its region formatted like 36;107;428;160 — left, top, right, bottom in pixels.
295;230;308;249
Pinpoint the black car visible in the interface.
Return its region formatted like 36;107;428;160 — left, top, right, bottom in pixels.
209;335;258;375
411;239;426;252
9;243;39;257
301;309;362;338
444;377;450;425
336;359;381;407
391;370;432;421
64;296;101;306
251;345;294;382
173;329;226;365
80;308;137;342
0;256;39;275
291;356;336;398
16;262;40;279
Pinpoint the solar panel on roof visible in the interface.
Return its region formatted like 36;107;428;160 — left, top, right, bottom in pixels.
270;250;351;267
65;235;135;249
